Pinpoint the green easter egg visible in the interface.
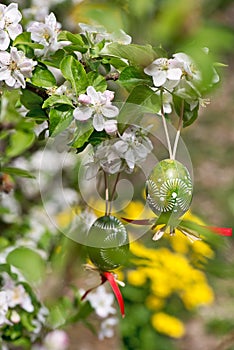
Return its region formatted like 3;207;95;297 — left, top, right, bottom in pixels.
87;215;129;271
146;159;193;222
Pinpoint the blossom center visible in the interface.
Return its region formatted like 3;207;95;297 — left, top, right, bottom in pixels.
9;60;18;71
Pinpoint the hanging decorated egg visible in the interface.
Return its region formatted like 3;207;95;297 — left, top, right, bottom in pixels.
87;215;129;271
146;159;193;224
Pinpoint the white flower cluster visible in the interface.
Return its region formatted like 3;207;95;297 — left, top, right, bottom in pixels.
27;12;70;57
83;285;118;340
86;125;153;179
0;275;33;326
79;23;132;46
74;86;119;134
0;3;22;50
144;52;219;112
0;3;37;89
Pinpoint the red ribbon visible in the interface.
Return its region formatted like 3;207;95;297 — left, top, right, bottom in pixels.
81;271;125;318
122;217;232;237
205;226;232;236
102;271;125;318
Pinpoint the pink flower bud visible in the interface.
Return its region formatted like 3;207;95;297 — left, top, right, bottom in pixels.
78;94;91;104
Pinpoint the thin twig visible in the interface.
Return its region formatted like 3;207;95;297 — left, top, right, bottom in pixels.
160;89;173;159
104;171;109;216
172;99;184;160
108;172;121;215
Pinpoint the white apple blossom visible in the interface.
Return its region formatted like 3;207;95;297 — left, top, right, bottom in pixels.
98;317;118;340
85;141;122;179
0;291;9;325
74;86;119;134
6;284;34;312
27;13;70;57
0;47;37;89
144;57;182;88
86;285;116;318
79;23;131;45
44;330;69;350
114;126;153;172
0;3;22;50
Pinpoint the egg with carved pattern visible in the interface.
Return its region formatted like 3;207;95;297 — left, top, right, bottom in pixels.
146;159;193;224
87;215;129;271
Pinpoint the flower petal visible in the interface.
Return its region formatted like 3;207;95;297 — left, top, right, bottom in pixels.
102;105;119;118
152;71;167;87
93;113;104;131
87;86;99;104
73;106;92;121
0;30;10;51
167;68;182;81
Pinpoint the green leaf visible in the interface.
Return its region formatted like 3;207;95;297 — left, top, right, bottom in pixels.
60;56;88;95
58;31;84;46
31;66;56;88
6;130;35;158
119;66;151;91
47;297;73;328
118;85;160;128
43;95;74;109
59;31;87;54
26;107;47;120
2;167;35;179
7;247;46;282
42;49;66;68
20;89;43;110
87;72;107;92
49;107;74;136
104;43;157;66
70;122;93;149
173;95;199;127
13;32;43;49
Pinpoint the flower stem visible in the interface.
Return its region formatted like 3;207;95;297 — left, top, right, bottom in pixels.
160;89;173;159
172;99;184;160
108;172;120;215
104;171;110;216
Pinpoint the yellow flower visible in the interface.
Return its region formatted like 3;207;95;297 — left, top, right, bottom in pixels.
151;312;185;338
127;270;147;286
192;240;214;259
182;282;214;309
170;232;190;254
146;295;165;310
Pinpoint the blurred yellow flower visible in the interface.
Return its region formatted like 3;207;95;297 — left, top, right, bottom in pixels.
127;270;147;286
146;295;164;310
151;312;185;338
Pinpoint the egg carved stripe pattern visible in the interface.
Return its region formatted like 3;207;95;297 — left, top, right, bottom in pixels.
87;216;129;271
146;159;193;218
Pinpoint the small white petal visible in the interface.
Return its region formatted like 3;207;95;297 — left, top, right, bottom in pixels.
93;113;104;131
87;86;99;104
167;68;182;81
73;107;92;121
0;30;10;50
0;67;11;80
7;24;22;40
86;163;100;180
125;149;135;170
152;229;165;241
102;105;119;118
152;71;167;87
